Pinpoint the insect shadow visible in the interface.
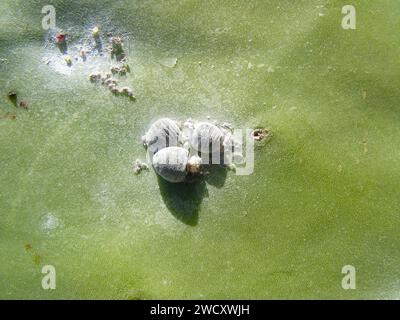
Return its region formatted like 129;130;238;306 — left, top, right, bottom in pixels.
157;165;227;226
204;164;227;189
57;42;68;54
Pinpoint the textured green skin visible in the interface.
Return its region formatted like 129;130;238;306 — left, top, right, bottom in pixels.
1;0;400;299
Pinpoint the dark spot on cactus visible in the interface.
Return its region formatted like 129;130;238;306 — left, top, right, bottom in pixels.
19;100;28;109
7;91;18;106
33;253;42;265
1;112;17;120
252;128;269;141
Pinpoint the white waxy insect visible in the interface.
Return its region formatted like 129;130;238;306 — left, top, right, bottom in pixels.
183;119;194;130
190;122;224;154
152;147;189;183
187;155;202;174
133;159;149;174
143;118;181;155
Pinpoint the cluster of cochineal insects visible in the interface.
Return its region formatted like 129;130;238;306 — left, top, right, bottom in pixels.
53;25;136;100
141;118;244;183
89;72;135;99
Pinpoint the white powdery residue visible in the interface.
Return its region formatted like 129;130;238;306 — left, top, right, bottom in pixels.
160;57;178;68
41;213;62;233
